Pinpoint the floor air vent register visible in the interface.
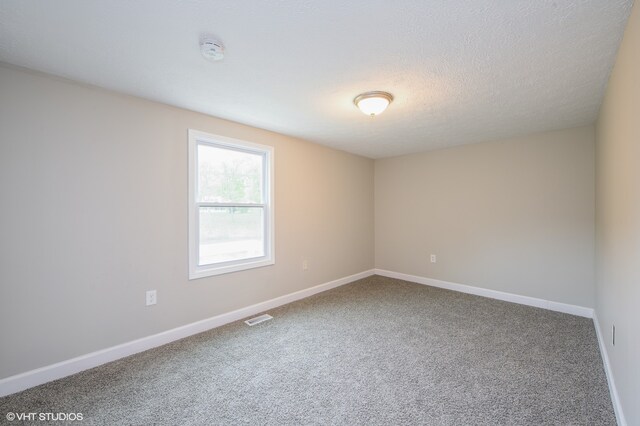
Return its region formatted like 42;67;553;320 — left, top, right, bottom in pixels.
244;314;273;326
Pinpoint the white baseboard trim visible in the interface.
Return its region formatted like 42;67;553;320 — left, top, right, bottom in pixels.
0;269;375;398
593;312;626;426
374;269;594;318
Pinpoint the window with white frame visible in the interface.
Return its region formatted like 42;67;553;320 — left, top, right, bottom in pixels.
188;130;274;279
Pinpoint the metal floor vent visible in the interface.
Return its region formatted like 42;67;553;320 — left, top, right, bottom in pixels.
244;314;273;326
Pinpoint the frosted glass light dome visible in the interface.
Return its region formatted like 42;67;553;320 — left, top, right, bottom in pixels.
354;91;394;116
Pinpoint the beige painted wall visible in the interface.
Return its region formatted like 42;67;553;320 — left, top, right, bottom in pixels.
0;65;374;379
375;127;595;307
595;1;640;423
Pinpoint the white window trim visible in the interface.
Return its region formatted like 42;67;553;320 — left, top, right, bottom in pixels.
188;129;275;279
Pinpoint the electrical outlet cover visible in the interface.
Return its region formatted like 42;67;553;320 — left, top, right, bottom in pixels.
146;290;157;306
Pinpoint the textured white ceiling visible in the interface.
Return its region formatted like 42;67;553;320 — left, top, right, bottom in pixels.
0;1;633;158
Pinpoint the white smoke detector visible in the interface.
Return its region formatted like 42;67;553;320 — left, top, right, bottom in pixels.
200;38;225;61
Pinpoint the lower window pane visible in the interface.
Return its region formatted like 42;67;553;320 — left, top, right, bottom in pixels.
198;207;265;266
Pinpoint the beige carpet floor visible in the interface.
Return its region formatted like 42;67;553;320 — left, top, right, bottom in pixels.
0;275;615;425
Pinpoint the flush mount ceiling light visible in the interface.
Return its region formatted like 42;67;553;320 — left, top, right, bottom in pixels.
353;91;394;116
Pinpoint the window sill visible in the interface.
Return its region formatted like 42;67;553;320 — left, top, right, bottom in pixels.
189;258;275;280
